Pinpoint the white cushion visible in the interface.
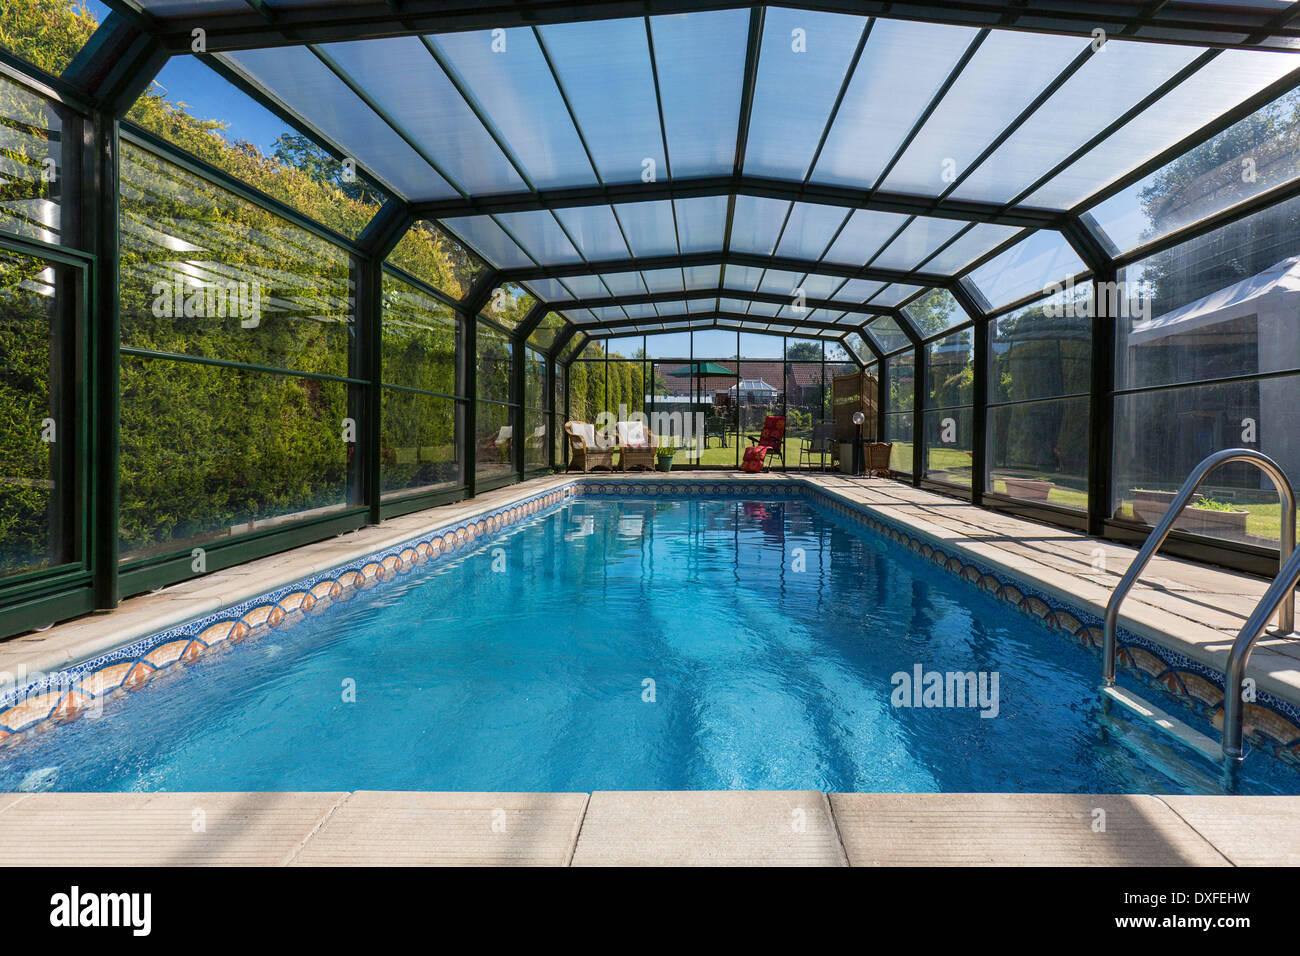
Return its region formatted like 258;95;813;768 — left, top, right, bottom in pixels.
617;420;648;446
497;426;512;442
572;422;596;447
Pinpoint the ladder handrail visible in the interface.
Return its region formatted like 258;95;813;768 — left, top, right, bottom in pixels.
1102;449;1296;686
1223;543;1300;761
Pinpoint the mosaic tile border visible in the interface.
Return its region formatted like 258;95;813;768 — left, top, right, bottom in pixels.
0;486;573;745
3;474;1297;771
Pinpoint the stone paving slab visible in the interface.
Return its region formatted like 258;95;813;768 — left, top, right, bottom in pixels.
0;791;1292;866
571;791;846;866
290;791;589;867
0;792;347;866
1159;795;1300;866
828;793;1231;866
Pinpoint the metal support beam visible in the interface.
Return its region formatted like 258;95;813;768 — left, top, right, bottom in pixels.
145;0;1300;54
414;175;1062;229
500;250;951;289
1088;269;1117;538
355;199;414;524
64;12;168;115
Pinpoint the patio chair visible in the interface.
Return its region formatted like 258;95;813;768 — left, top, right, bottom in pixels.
865;441;894;478
565;421;615;473
740;415;786;473
476;425;512;467
616;420;656;472
799;420;836;470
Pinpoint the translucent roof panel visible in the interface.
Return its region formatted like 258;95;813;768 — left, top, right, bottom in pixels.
683;265;722;289
553;205;631;260
522;278;573;301
743;8;868;181
614;200;679;256
674;196;729;253
439;215;532;268
594;272;646;297
903;289;971;339
922;223;1021;275
950;39;1202;205
865;315;912;353
730;196;791;256
1088;85;1300;254
538;18;663;185
831;278;887;303
649;10;748;178
494;210;584;265
824;209;911;266
321;37;525;195
968;230;1087;310
428;29;595;189
796;273;845;300
812;18;977;189
879;30;1087;196
745;301;784;317
562;275;612;299
774;201;852;260
870;217;967;271
722;265;766;292
220;47;456;201
1026;49;1300;209
868;283;926;307
758;270;803;296
641;268;685;294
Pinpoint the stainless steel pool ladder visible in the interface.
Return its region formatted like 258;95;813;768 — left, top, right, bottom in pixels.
1101;448;1297;765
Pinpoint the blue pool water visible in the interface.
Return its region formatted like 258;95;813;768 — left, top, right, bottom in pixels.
3;495;1296;794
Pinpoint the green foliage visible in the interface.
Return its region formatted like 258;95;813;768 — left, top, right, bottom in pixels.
0;0;97;76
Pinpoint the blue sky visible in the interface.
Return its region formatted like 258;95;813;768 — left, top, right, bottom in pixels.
148;55;298;156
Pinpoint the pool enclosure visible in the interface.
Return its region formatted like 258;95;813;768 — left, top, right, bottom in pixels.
5;0;1300;638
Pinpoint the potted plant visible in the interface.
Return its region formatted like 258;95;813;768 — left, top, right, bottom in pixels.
1129;489;1249;536
656;446;677;472
1001;476;1056;502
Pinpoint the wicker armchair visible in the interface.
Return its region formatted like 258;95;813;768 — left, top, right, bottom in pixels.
616;420;657;472
565;421;615;472
866;441;894;478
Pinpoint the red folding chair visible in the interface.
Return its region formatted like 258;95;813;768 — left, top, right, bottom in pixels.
740;415;786;473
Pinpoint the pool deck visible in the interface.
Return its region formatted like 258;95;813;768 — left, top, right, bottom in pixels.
0;789;1295;865
2;471;1299;866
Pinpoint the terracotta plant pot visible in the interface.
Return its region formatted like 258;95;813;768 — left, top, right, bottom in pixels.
1129;489;1249;536
1002;477;1055;502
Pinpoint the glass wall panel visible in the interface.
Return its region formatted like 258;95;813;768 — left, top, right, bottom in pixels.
1090;87;1300;254
381;390;460;496
475;399;514;484
1113;195;1300;546
1113;378;1300;547
119;358;352;560
389;220;488;301
480;282;537;332
0;0;102;76
382;273;457;394
884;350;915;474
1116;192;1300;392
380;272;463;498
120;143;355;378
0;74;67;245
923;328;974;486
865;315;911;354
986;287;1091;510
903;289;970;340
0;249;73;578
126;56;387;238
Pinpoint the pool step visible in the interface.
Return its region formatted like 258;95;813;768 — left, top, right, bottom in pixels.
1102;685;1224;766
